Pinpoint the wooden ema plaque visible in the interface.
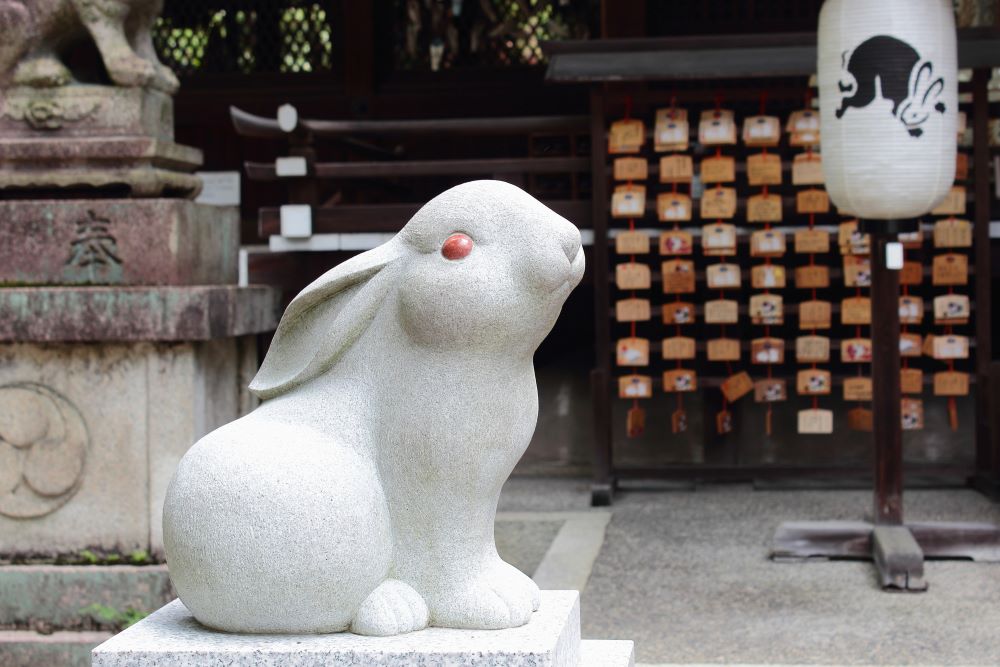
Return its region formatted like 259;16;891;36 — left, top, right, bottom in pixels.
701;187;737;219
615;263;651;290
901;398;924;430
659;230;693;255
654;108;688;152
716;409;734;435
841;338;873;363
848;407;874;432
659;154;693;183
700;155;736;183
747;193;783;223
662;301;695;325
933;294;970;325
930;185;966;216
751;337;784;365
797;368;832;395
663;369;697;392
796;188;830;214
616;337;649;366
899;228;923;250
662;259;696;294
698;109;737;145
794;228;830;254
956;151;969;180
900;368;923;394
626;404;645;438
707;338;741;362
899;260;923;287
796;335;831;363
933;218;972;248
609;118;644;154
662;336;696;360
899;332;922;357
931;335;969;360
618;374;652;399
616;298;650;322
934;371;970;396
754;379;787;403
613;157;648;181
705;299;738;324
657;193;692;222
743;115;781;147
794;265;829;289
838;221;870;255
843;256;872;287
702;223;737;256
721;371;754;402
791;153;824;185
799;300;832;330
671;408;689;434
747;153;782;186
843;376;873;402
798;409;834;434
787;109;820;146
899;296;924;325
932;253;968;286
750;294;783;325
751;264;785;289
751;229;785;257
706;263;741;290
841;297;872;325
612;184;645;218
616;230;650;255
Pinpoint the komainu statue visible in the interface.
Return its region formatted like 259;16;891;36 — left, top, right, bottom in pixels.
0;0;178;91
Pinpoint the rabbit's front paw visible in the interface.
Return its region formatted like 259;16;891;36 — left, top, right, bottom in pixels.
429;563;538;629
350;579;429;636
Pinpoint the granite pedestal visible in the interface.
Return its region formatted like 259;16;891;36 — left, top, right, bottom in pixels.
91;591;634;667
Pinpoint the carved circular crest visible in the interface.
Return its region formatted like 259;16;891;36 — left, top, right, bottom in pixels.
0;383;89;519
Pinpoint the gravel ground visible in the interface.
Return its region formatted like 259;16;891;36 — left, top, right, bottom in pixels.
499;477;1000;666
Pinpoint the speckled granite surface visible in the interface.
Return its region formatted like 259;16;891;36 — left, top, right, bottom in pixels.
92;591;581;666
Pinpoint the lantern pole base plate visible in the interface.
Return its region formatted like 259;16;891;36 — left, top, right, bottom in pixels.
771;520;1000;591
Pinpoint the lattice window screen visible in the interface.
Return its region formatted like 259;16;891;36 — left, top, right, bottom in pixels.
392;0;597;72
153;1;339;76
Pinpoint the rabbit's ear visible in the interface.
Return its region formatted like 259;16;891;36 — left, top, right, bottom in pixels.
249;241;404;400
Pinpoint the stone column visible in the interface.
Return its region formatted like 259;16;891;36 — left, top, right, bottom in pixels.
0;41;278;667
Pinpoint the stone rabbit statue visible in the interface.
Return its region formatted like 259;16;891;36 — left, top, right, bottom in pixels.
0;0;178;91
163;181;585;636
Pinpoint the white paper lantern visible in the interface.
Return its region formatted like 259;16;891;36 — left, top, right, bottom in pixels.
819;0;957;219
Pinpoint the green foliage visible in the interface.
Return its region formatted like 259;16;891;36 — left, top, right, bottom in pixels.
80;603;149;629
78;549;99;564
129;549;151;564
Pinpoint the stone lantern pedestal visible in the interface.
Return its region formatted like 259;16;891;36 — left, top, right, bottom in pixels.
0;84;279;666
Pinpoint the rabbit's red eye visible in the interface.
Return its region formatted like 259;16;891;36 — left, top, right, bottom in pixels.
441;233;473;260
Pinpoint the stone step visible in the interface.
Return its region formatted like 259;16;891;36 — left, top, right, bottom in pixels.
581;639;635;666
0;629;111;667
0;564;173;631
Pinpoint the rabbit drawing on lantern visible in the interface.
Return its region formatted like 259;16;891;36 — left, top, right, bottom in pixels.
163;181;585;636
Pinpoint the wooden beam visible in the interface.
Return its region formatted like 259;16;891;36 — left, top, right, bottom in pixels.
258;200;592;236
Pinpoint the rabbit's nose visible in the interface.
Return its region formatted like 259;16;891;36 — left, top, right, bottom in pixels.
558;227;582;262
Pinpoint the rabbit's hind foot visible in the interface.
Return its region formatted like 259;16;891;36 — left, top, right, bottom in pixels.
350;579;429;636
